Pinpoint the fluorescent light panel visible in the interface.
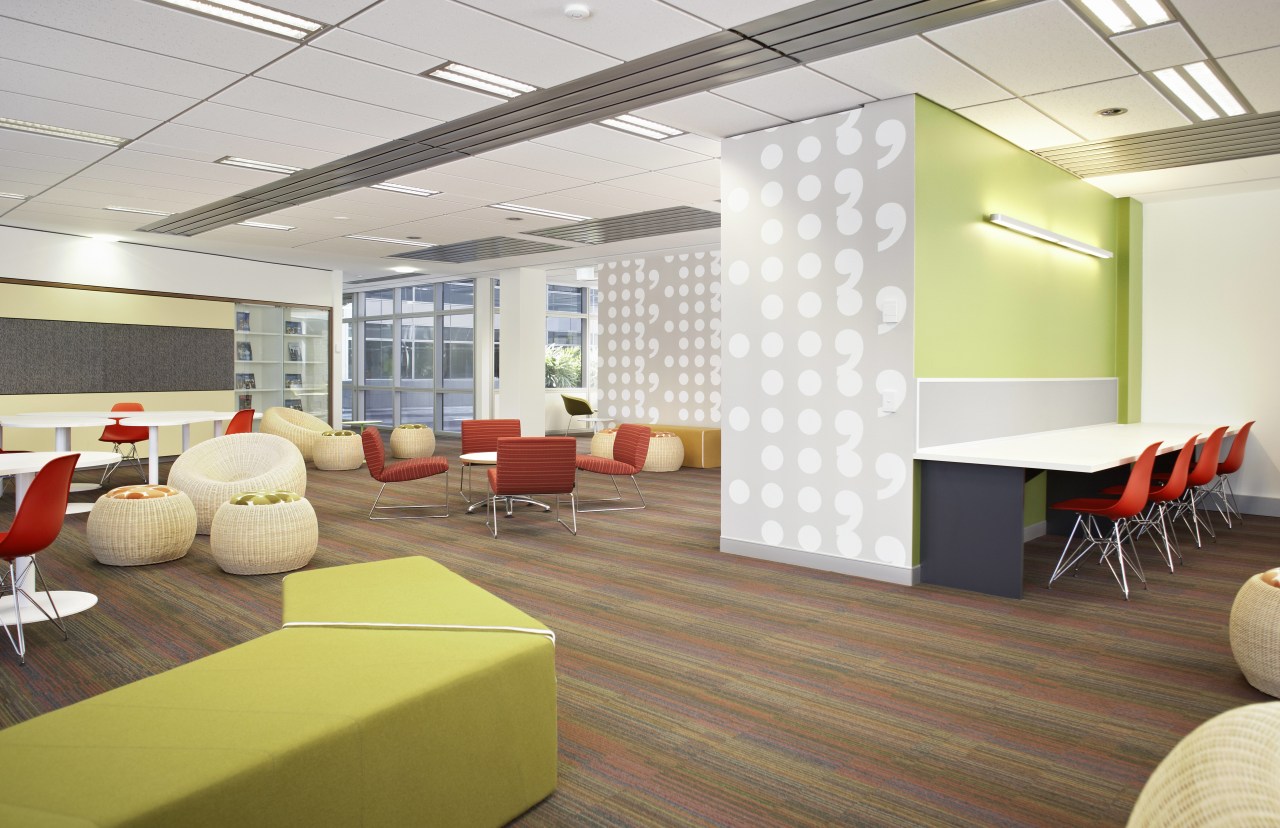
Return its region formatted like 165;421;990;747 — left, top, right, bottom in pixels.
598;113;684;140
490;202;589;222
424;63;536;99
1184;62;1246;117
215;156;301;174
370;183;441;197
0;192;27;200
105;205;172;216
346;234;433;247
147;0;323;39
0;117;128;147
1078;0;1169;33
1152;62;1247;121
237;220;294;230
985;213;1113;259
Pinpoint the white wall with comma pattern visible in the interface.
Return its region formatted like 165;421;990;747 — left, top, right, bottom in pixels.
719;97;918;584
595;251;722;426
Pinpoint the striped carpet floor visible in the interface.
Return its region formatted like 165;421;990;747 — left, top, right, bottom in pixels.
0;436;1273;826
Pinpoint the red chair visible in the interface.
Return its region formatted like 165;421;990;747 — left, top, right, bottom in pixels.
0;453;78;664
1103;435;1198;573
1204;420;1255;529
223;408;255;435
575;424;651;512
1166;426;1230;548
98;402;148;484
487;437;577;537
459;418;520;507
361;427;449;520
1049;441;1161;600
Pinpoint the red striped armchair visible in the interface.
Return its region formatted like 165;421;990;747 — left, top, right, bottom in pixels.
575;423;651;512
487;437;577;537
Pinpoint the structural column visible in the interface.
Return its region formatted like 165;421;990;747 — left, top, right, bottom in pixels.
497;268;547;436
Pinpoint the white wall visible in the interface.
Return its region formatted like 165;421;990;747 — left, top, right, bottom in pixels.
1143;186;1280;514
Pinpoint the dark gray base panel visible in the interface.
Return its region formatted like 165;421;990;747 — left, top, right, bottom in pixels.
920;461;1027;599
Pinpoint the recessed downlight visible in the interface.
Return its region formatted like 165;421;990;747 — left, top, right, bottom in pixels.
1097;107;1128;117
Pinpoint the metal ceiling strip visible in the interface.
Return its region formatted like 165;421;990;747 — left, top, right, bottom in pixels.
1038;113;1280;161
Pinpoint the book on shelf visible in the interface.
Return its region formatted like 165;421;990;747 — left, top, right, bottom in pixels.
237;393;253;410
236;311;250;332
236;341;253;361
285;320;303;335
285;398;303;411
285;373;302;389
235;372;256;390
287;342;303;361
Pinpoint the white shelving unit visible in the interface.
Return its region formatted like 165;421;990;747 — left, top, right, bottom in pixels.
234;303;330;420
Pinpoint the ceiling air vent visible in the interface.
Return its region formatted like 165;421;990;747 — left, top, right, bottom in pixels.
389;236;572;263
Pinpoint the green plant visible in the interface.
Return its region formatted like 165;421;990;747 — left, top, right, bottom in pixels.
545;344;582;388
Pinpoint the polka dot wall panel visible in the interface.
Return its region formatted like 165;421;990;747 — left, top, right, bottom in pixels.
597;252;722;425
720;97;917;570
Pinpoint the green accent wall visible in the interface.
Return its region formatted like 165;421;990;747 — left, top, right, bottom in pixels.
1116;197;1143;423
914;97;1120;379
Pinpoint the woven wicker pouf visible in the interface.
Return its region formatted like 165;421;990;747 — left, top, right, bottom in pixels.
210;490;318;575
590;428;617;459
1229;570;1280;697
314;430;363;470
391;424;436;458
643;432;685;472
87;485;196;566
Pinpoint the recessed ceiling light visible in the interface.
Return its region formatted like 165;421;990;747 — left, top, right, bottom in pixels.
423;62;537;99
564;3;591;19
237;220;294;230
346;234;434;246
145;0;324;40
1153;62;1244;120
370;182;442;198
1096;107;1128;117
0;192;27;200
105;205;173;216
390;266;418;273
1077;0;1169;33
0;117;128;147
490;203;589;221
1153;68;1214;119
215;156;302;174
1184;62;1246;117
598;113;684;140
90;234;121;243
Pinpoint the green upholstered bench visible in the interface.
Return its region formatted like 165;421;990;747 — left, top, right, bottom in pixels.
0;557;557;828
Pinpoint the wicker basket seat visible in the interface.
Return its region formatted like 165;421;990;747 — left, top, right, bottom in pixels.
314;430;364;471
210;490;318;575
86;484;196;566
643;432;685;472
391;424;436;458
260;406;333;462
1230;570;1280;697
168;433;307;534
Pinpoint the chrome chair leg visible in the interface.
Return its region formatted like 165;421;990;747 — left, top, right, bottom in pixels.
367;472;450;520
576;473;647;513
556;491;578;535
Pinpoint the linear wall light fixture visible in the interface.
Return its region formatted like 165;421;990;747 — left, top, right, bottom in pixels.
0;117;129;147
215;156;302;174
146;0;324;40
985;213;1113;259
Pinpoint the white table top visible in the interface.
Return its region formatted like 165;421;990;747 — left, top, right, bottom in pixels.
0;414;115;428
460;451;497;464
913;422;1235;474
0;450;121;475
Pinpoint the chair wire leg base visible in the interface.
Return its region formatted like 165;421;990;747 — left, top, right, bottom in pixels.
575;474;647;513
3;558;68;666
366;474;451;521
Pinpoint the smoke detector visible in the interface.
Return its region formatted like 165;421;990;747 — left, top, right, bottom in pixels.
564;3;591;20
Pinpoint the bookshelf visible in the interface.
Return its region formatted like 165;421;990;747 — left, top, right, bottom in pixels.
234;303;330;420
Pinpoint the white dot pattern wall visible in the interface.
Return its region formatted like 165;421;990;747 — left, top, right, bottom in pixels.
597;252;722;425
721;97;916;572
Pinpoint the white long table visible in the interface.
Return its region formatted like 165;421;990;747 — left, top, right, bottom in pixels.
914;422;1234;598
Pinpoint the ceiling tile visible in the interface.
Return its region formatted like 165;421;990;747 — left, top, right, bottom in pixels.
1084;155;1280;198
211;78;436;140
1024;76;1189;140
0;164;69;187
0;130;117;161
31;184;203;212
1219;46;1280;113
173;102;388;155
1173;0;1280;57
472;192;634;219
658;0;812;28
104;149;287;186
0;148;96;174
80;164;248;197
265;0;380;24
631;92;785;139
308;28;446;74
256;48;493;122
43;175;221;205
0;17;240;99
455;0;717;61
477;142;646;183
423;157;590;193
926;0;1134;96
127;123;340;168
545;183;681;212
318;188;489;218
0;58;198;121
0;0;295;73
366;169;539;203
607;171;720;203
955;98;1083;150
342;0;619;88
6;201;152;226
663;133;721;157
534;125;711;170
199;225;331;248
0;90;159;139
1109;23;1206;71
712;66;873;121
809;36;1010;109
660;160;720;187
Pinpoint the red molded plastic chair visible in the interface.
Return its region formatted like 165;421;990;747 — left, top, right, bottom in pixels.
1048;441;1161;600
98;402;148;484
361;427;449;520
0;453;78;664
459;418;520;505
1104;435;1198;573
223;408;255;435
1203;420;1255;529
575;424;651;512
1166;426;1230;548
487;437;577;537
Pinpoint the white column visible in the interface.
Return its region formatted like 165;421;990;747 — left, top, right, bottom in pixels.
330;269;344;427
473;275;495;420
497;268;547;436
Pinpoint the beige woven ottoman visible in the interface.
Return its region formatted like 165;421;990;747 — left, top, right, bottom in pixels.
390;423;436;458
210;490;318;575
1230;570;1280;697
87;484;196;566
590;428;617;459
643;432;685;472
314;430;363;470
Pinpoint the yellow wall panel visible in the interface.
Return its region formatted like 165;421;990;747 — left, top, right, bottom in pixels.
0;283;232;329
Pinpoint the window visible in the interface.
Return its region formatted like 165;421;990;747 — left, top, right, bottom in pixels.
545;285;591;389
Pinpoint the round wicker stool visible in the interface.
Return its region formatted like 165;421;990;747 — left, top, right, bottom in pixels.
391;423;436;458
590;428;617;459
210;490;318;575
314;430;363;470
1230;570;1280;697
643;432;685;472
87;485;196;566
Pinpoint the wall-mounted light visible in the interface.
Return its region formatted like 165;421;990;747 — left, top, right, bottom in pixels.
984;213;1113;259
